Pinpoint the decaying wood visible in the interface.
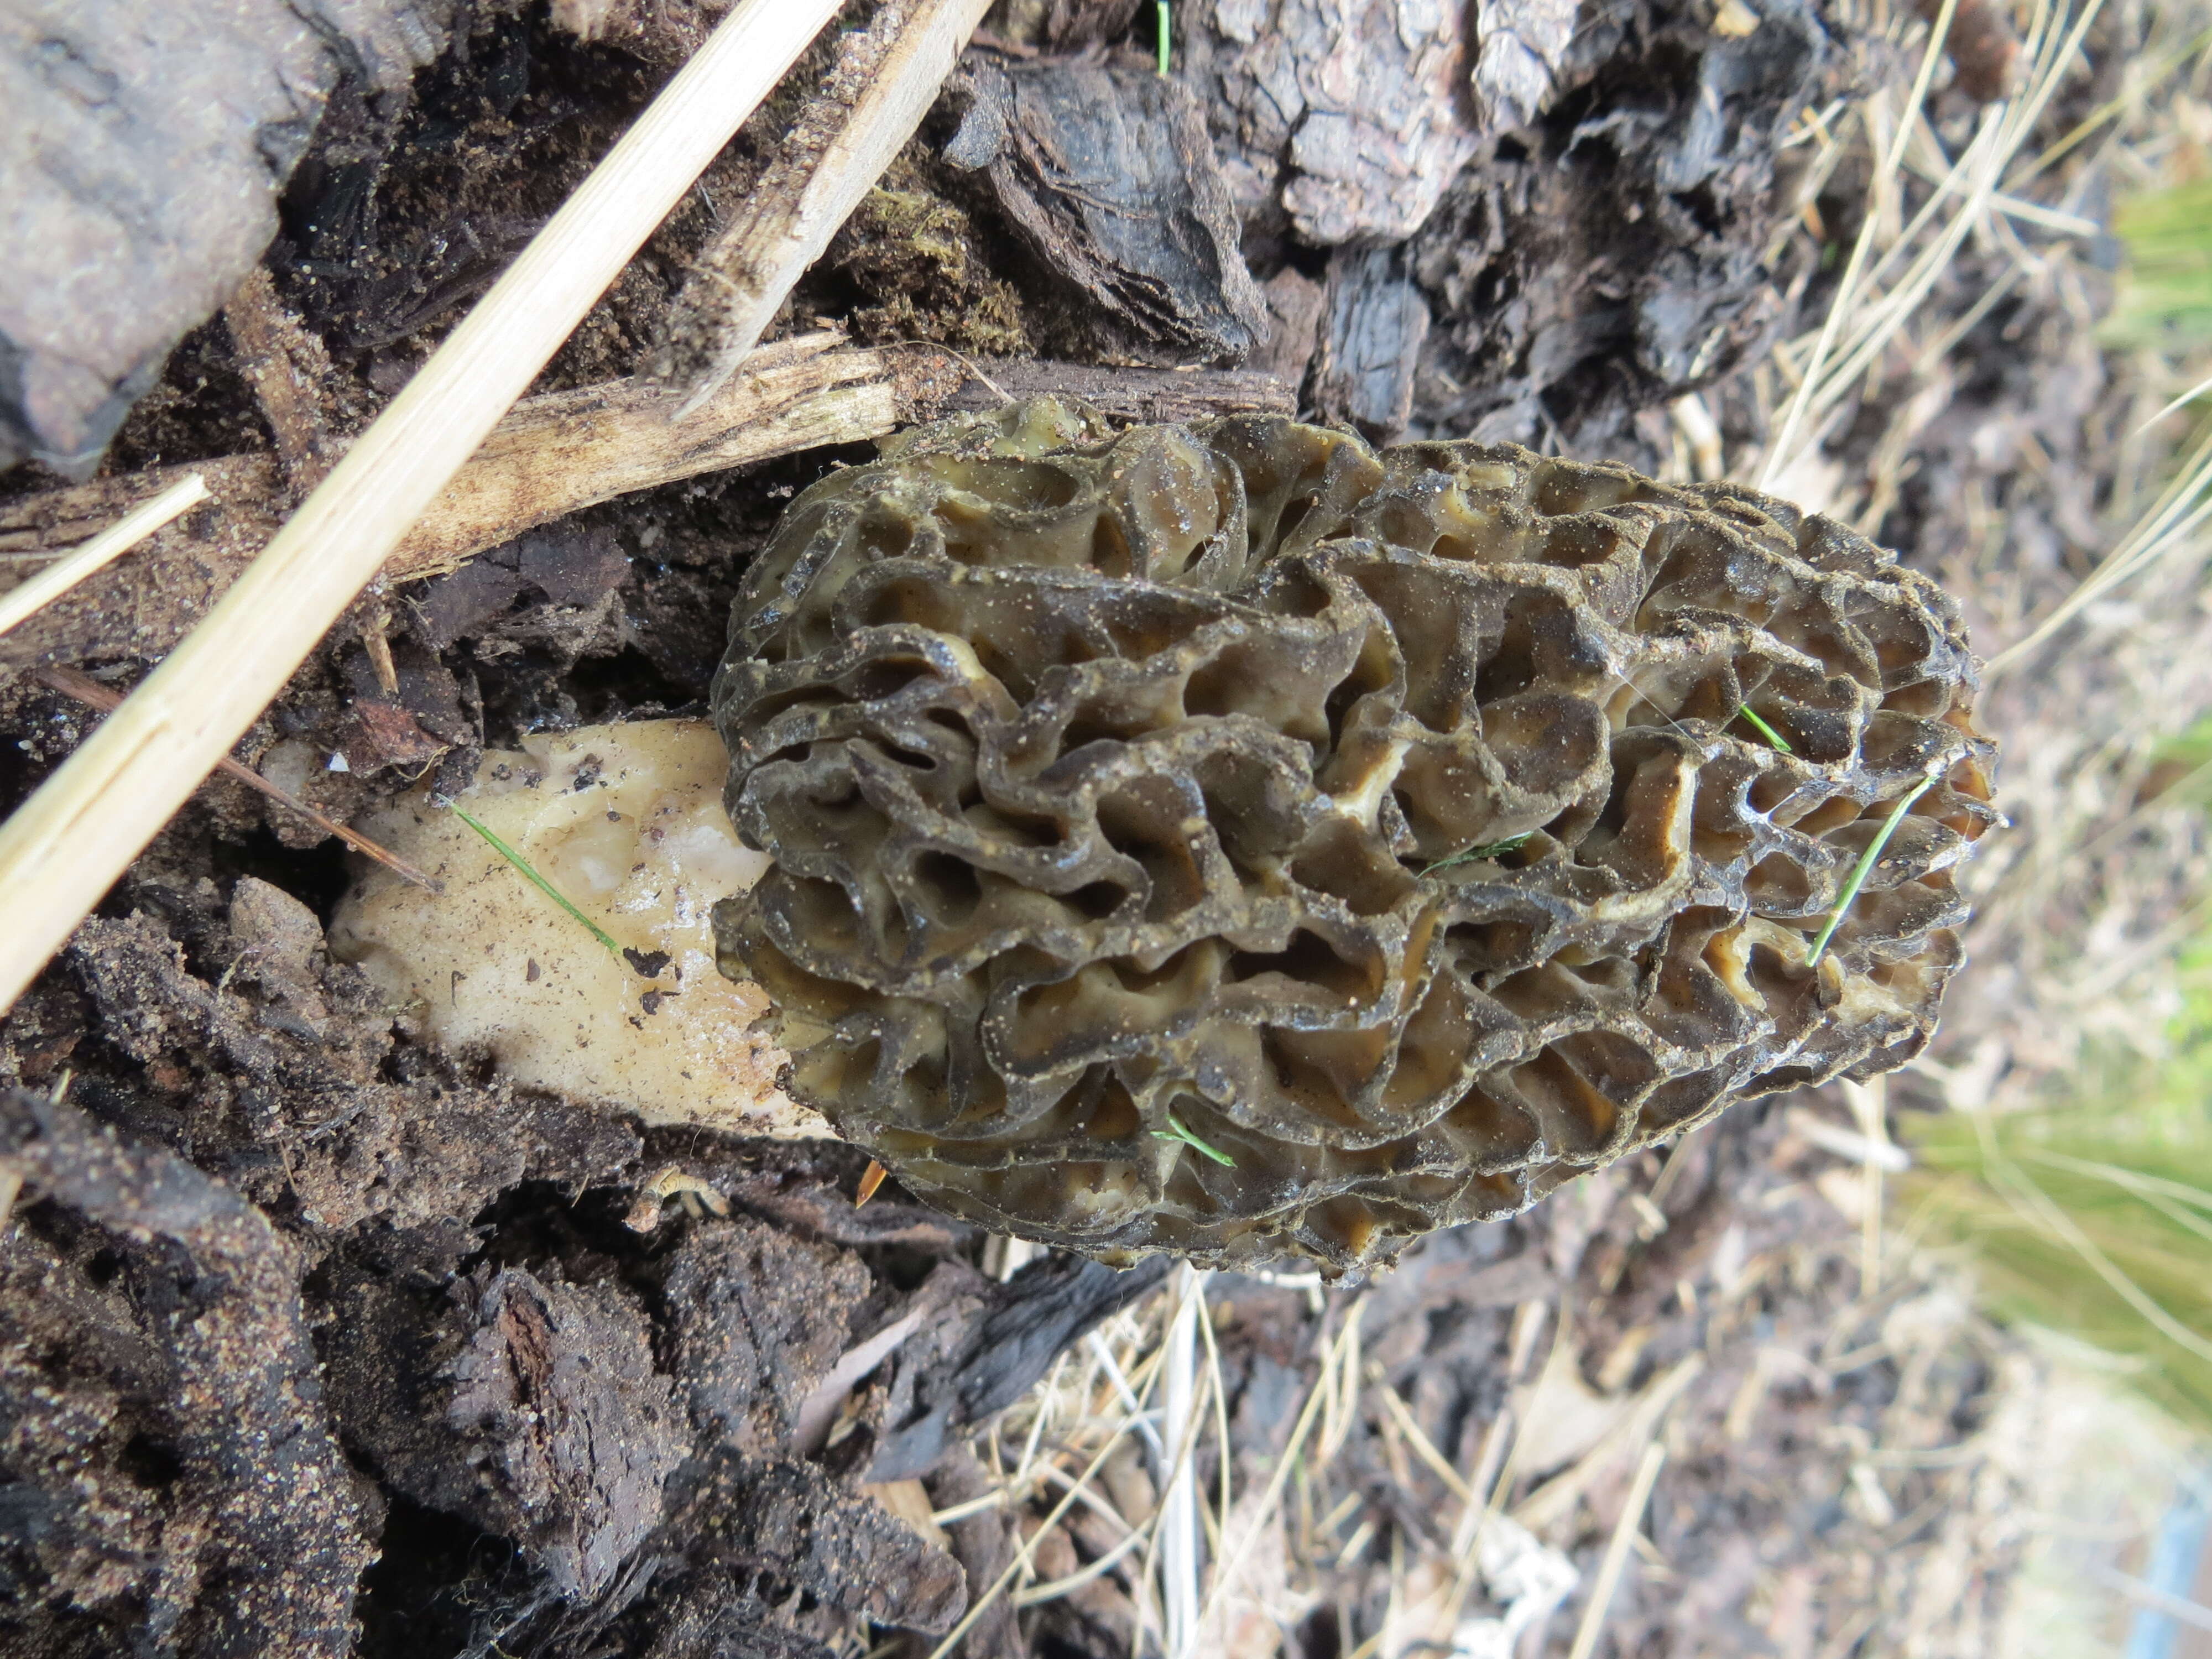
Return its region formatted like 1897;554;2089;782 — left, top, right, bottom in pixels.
983;0;1146;50
1313;246;1431;440
1255;268;1328;389
397;332;903;578
0;338;1293;668
1176;0;1485;246
222;267;346;492
1469;0;1582;132
647;0;999;415
0;0;847;1019
933;355;1296;424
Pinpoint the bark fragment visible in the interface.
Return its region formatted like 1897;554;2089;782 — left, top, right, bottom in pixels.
662;1452;969;1634
1179;0;1484;243
1313;246;1433;439
946;56;1269;363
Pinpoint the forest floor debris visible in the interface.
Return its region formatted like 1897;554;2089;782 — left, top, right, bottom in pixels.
0;0;2206;1652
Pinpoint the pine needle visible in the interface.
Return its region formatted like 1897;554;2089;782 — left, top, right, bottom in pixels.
448;802;623;958
35;665;440;893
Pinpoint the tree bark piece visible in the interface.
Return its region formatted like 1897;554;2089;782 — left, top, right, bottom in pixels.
1177;0;1483;243
646;0;1000;415
1313;246;1432;440
946;56;1270;364
934;355;1297;425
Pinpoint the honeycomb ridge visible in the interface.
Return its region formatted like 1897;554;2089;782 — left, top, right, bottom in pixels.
711;400;1997;1272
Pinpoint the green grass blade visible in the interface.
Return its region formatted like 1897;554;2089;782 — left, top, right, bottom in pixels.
1153;1110;1234;1167
1736;704;1794;752
1157;0;1170;74
1806;774;1937;966
1422;832;1532;877
1904;1109;2212;1434
450;802;623;959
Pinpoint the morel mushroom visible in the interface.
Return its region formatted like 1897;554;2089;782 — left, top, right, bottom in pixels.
712;400;1996;1272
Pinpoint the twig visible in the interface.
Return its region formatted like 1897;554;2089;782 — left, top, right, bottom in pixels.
0;0;846;1017
1839;1077;1892;1297
649;0;998;415
1437;1406;1520;1632
0;473;208;639
1563;1440;1669;1659
1514;1355;1702;1535
1375;1384;1474;1505
1986;415;2212;678
936;357;1296;426
222;267;340;491
32;665;439;892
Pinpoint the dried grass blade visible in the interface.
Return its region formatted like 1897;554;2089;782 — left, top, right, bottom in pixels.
1193;1302;1362;1636
1159;1266;1210;1657
653;0;996;415
1760;0;1964;484
926;1405;1157;1658
0;473;208;638
1563;1440;1668;1659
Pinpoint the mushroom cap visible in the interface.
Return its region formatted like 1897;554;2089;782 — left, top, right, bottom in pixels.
711;400;1997;1274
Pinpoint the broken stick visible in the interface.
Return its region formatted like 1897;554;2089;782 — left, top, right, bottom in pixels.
648;0;999;415
0;471;209;639
34;665;440;892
